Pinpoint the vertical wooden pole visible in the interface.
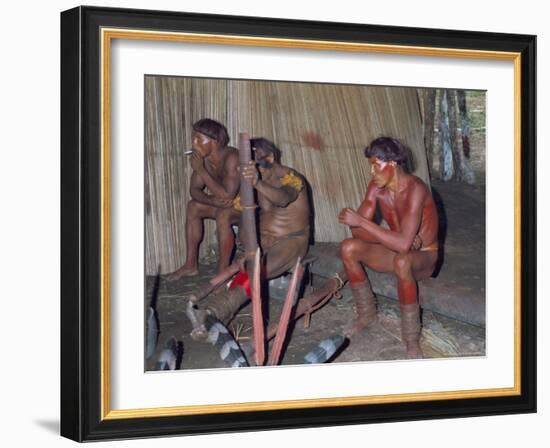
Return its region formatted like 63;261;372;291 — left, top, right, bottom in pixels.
238;132;264;365
457;90;476;184
423;89;437;179
238;132;259;261
447;90;463;181
438;90;454;181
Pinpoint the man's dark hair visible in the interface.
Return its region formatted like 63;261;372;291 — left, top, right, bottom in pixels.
192;118;230;146
251;137;281;162
364;137;409;167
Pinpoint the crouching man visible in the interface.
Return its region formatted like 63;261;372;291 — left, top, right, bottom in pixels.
338;137;439;358
167;118;241;279
189;137;311;336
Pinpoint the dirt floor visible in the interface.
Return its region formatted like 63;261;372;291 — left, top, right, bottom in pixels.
145;179;486;371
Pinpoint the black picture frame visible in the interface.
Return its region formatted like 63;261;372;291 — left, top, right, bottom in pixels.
61;5;536;442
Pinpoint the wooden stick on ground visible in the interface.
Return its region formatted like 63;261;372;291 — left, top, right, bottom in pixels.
238;132;264;365
268;258;304;365
247;272;348;358
251;247;265;366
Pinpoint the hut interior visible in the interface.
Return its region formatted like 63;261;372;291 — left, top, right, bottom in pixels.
145;76;430;275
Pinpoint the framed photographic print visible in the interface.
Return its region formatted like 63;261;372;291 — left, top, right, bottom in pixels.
60;5;536;442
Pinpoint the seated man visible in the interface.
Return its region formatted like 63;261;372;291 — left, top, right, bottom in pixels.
194;137;311;327
338;137;439;358
167;118;241;279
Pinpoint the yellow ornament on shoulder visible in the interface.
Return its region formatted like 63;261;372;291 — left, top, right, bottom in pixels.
280;172;303;191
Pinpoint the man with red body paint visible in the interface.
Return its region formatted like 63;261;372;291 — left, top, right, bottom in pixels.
167;119;241;280
338;137;439;358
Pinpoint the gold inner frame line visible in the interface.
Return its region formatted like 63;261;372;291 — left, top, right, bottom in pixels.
100;27;522;421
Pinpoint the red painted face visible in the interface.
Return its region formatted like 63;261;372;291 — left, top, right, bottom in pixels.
369;157;396;188
192;131;213;157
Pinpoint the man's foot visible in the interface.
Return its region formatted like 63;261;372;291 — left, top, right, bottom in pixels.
405;340;423;359
165;264;199;281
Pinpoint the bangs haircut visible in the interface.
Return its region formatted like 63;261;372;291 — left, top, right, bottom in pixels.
192;118;230;147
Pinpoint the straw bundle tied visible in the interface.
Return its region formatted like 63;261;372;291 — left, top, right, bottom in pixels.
145;77;428;275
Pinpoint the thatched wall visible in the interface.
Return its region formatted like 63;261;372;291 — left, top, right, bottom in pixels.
145;76;428;275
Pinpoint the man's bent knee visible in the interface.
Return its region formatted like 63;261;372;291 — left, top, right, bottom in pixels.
215;208;236;228
340;238;360;261
186;199;201;217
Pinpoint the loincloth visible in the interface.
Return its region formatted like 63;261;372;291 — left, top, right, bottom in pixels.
411;234;438;252
419;242;438;252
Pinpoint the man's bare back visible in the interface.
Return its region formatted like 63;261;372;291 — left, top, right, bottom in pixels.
242;138;311;278
257;163;310;239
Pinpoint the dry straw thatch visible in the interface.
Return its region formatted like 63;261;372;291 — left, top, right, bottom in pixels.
145;76;428;275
